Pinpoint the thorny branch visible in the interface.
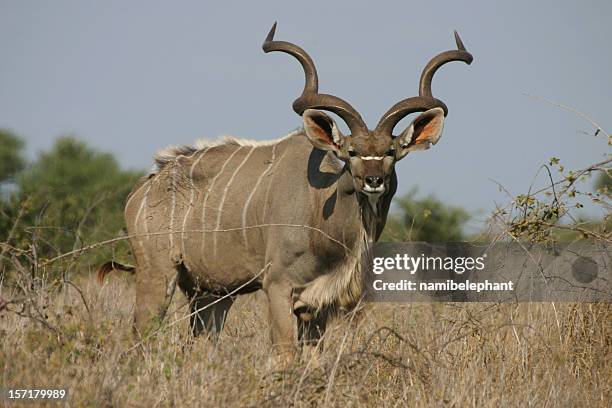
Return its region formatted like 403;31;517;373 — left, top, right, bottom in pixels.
491;97;610;245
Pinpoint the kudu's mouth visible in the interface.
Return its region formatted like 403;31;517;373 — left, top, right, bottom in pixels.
361;185;385;195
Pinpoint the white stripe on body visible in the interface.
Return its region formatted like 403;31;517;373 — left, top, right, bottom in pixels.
181;147;211;256
134;181;153;236
200;146;243;253
132;181;153;269
125;176;152;211
169;165;177;247
241;144;277;249
213;146;255;256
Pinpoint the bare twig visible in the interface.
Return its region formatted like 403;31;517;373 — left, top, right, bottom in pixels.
524;93;610;137
73;193;108;251
38;223;352;267
64;279;92;321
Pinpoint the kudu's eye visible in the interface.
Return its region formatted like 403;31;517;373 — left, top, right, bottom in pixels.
348;150;357;157
385;149;395;157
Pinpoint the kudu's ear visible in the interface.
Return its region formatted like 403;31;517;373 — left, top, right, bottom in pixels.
303;109;347;155
395;107;445;160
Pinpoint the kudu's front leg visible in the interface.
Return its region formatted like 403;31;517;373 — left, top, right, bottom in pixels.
296;307;327;367
264;280;296;368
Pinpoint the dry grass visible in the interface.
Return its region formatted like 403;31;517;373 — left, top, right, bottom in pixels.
1;273;610;407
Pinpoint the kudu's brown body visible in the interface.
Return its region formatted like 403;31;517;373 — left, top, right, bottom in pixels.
99;23;472;363
126;134;370;336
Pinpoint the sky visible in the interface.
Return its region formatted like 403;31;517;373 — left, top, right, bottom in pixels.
1;0;610;230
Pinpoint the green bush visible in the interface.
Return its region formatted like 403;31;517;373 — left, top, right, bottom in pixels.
381;189;469;242
0;129;25;184
2;136;143;273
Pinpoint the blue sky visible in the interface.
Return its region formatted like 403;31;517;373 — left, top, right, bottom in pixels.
1;0;610;229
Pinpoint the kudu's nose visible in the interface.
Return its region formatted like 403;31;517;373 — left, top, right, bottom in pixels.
365;176;383;188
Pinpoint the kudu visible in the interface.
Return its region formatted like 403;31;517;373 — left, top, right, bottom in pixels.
98;23;472;363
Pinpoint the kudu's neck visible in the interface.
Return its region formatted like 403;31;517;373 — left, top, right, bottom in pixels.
307;148;383;242
336;169;380;241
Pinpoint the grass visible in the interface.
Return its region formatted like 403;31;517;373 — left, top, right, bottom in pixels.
1;270;609;408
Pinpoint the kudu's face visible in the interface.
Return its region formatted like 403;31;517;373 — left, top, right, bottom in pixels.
302;107;446;200
262;22;472;204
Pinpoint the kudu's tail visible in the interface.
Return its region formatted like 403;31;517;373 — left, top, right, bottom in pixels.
96;261;135;284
